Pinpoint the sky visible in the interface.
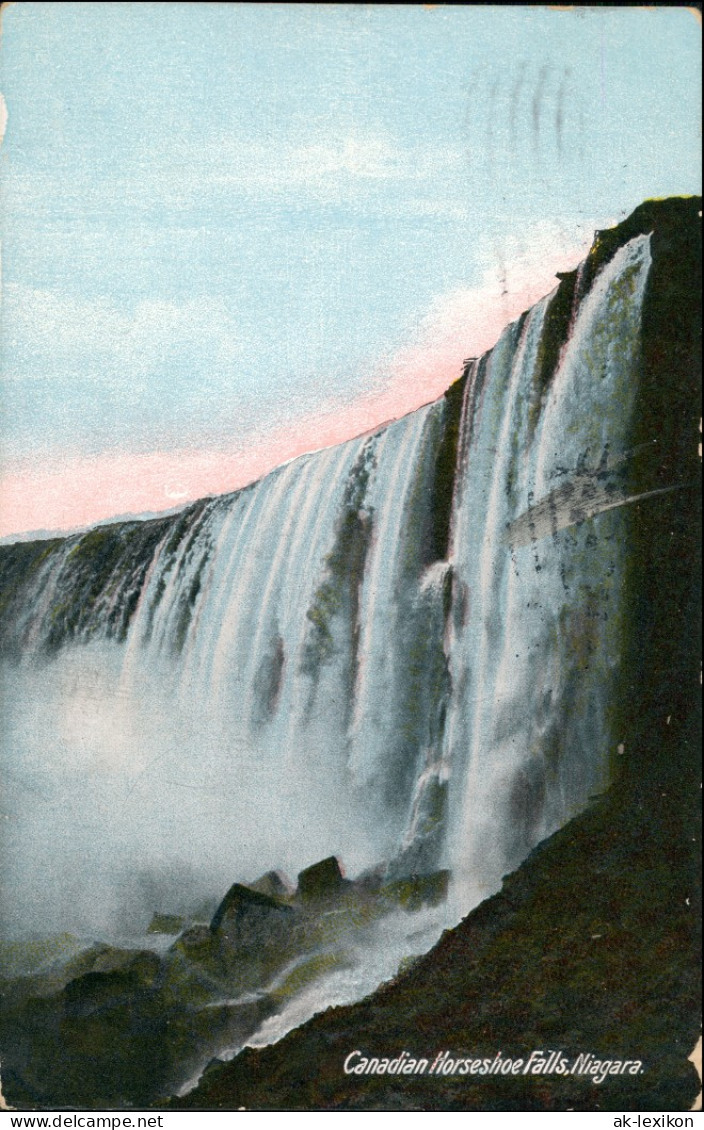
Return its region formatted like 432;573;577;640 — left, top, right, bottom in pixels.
0;3;700;537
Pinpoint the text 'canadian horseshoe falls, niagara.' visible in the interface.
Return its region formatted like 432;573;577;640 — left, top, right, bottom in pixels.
0;197;699;1105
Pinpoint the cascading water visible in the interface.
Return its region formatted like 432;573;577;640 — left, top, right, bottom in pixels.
443;234;652;909
0;231;652;949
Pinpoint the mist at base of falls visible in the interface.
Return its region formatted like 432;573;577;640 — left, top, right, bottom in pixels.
0;643;401;940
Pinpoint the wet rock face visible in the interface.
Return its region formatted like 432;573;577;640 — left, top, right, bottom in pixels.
210;883;297;977
148;912;185;935
211;882;294;933
0;944;170;1108
382;870;451;912
0;857;452;1109
171;923;213;964
296;856;348;902
246;869;295;900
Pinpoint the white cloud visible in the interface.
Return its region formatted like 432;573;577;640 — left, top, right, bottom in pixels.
167;130;464;197
2;287;242;384
379;219;597;401
3;129;466;220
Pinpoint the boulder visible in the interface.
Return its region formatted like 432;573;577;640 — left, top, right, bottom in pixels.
210;883;295;969
296;856;347;903
147;912;185;935
246;869;295;901
171;924;214;965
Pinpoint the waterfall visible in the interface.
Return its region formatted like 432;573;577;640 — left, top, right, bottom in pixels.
0;230;654;940
444;234;652;907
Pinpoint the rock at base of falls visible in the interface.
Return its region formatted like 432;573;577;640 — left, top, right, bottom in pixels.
247;868;296;900
147;912;186;935
381;869;450;912
172;769;702;1113
296;855;348;903
209;883;297;981
0;856;451;1110
211;881;295;935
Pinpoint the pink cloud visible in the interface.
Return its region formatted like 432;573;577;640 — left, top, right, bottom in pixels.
0;230;591;539
378;226;593;409
0;415;381;538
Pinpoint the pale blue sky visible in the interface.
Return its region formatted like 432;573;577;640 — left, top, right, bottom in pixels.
0;4;700;530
